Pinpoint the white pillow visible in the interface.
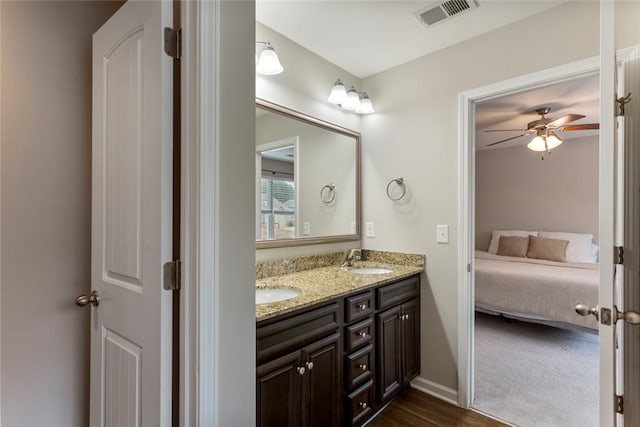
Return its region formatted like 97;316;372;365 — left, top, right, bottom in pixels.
589;243;599;263
487;230;538;254
538;231;594;263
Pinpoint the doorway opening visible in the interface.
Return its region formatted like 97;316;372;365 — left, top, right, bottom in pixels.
456;56;605;425
471;73;601;426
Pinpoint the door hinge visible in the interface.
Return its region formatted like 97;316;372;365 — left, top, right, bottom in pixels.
163;258;182;291
616;92;632;117
467;263;471;273
164;27;182;60
616;394;624;414
614;246;624;265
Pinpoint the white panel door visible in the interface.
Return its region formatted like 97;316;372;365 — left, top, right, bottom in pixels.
90;1;173;426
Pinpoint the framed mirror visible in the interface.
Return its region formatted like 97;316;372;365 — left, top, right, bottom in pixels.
256;98;361;248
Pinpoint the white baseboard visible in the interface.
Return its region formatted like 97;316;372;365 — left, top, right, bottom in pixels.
410;376;459;406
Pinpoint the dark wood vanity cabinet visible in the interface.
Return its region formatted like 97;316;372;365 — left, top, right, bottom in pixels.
257;274;420;427
257;303;342;427
376;276;420;404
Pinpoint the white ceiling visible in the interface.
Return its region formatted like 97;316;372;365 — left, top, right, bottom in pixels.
256;0;567;78
475;73;600;151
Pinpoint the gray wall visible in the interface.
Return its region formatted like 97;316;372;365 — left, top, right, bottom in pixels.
475;136;599;251
0;1;122;426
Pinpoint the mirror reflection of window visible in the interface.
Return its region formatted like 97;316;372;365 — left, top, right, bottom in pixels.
258;144;297;240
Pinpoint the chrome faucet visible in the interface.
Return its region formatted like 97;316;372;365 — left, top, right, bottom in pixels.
340;248;362;268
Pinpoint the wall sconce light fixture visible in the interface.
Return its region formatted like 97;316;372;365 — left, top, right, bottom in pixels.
327;79;374;114
256;41;284;75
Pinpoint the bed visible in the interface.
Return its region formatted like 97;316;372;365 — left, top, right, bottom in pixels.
475;250;600;331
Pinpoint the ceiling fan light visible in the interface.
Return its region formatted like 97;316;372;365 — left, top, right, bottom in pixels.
355;93;374;114
341;87;360;111
328;79;347;104
256;45;284;75
527;134;563;152
527;136;548;152
545;134;563;150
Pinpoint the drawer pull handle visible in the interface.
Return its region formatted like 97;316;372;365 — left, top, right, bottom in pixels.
297;366;306;375
306;361;314;371
358;304;367;311
358;331;367;338
358;364;367;371
359;402;368;409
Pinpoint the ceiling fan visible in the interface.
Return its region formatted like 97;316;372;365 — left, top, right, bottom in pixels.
485;106;600;148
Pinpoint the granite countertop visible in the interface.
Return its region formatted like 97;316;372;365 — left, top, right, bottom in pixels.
256;261;424;322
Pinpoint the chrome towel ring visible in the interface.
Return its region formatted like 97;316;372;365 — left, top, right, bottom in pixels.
386;177;406;201
320;183;336;204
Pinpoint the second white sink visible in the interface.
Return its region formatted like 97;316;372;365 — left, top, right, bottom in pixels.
348;267;394;275
256;287;302;304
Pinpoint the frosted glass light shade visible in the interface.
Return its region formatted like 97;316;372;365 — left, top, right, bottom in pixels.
527;134;562;152
355;94;374;114
328;80;347;104
341;87;360;110
256;46;284;75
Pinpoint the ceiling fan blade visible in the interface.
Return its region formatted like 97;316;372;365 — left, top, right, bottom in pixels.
560;123;600;131
486;133;528;147
546;114;586;128
484;129;528;132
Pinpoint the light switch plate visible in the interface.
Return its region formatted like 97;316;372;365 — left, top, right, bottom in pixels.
436;224;449;243
303;222;311;235
366;222;375;238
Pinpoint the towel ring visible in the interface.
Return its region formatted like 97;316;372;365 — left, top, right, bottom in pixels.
320;183;336;204
386;177;406;201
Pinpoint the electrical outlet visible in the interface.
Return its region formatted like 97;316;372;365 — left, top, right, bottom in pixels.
436;225;449;243
366;222;375;238
303;222;311;235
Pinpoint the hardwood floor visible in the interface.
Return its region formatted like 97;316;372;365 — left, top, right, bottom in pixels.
368;387;509;427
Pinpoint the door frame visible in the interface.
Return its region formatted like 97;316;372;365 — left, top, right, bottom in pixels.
457;42;639;418
180;1;256;426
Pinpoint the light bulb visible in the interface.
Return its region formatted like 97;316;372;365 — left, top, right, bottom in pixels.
256;45;283;75
328;80;347;104
527;134;563;152
341;87;360;111
355;93;374;114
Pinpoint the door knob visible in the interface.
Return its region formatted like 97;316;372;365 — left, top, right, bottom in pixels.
75;290;100;307
613;307;640;325
575;303;599;321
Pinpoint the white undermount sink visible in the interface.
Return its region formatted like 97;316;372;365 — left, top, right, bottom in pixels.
348;267;394;275
256;287;302;304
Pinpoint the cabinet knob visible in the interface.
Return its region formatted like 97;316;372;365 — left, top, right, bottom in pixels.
359;401;368;409
306;361;314;371
358;303;367;311
358;331;367;338
297;366;306;375
358;364;367;371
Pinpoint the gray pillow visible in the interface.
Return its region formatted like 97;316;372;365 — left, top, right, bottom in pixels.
527;236;569;262
497;235;529;257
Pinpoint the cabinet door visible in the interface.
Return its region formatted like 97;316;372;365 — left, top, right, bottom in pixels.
376;305;402;403
302;332;342;427
257;350;302;427
401;298;420;383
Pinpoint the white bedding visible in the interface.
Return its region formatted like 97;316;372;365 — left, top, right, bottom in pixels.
475;250;599;331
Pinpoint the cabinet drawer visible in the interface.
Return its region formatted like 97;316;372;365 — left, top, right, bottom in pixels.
257;302;340;364
345;290;373;324
345;317;373;353
346;344;373;391
347;380;374;427
376;275;419;310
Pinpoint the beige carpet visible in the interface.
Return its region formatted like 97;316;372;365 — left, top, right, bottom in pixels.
473;312;598;427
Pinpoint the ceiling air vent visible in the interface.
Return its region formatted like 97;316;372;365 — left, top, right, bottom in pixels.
413;0;477;27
